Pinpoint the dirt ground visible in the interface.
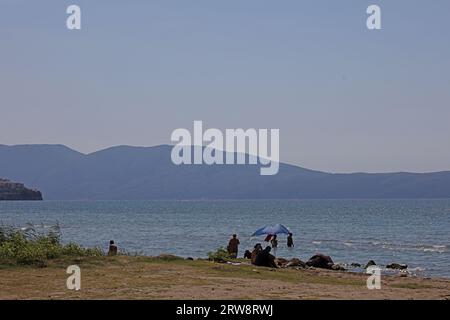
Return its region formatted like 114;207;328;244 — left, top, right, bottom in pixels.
1;256;449;300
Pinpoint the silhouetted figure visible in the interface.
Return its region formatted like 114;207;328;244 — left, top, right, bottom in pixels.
244;250;252;259
270;234;278;248
227;234;240;258
287;233;294;248
250;243;263;265
254;246;277;268
108;240;118;256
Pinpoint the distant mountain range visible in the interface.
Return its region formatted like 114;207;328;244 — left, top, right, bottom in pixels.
0;144;450;200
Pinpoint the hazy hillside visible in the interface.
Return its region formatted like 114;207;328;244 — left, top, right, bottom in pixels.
0;144;450;200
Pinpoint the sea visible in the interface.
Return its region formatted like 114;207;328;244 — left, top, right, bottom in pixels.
0;199;449;278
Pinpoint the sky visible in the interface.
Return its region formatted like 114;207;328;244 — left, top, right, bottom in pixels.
1;0;449;173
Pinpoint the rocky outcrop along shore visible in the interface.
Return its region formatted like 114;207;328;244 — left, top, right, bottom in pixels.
0;178;42;200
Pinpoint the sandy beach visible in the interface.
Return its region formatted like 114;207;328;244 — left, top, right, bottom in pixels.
1;255;449;300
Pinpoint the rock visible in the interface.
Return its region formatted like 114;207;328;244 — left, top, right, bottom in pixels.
331;264;346;271
306;254;334;269
0;178;43;201
286;258;307;268
386;263;408;270
351;263;361;268
155;254;184;261
186;257;194;261
214;258;227;263
275;258;289;267
364;260;376;269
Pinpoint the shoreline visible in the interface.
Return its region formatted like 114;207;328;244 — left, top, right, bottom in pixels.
1;255;449;300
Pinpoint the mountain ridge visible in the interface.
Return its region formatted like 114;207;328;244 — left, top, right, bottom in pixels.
1;144;449;200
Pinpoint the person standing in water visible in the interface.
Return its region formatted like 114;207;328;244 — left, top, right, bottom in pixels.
287;233;294;248
270;234;278;248
227;234;240;259
270;235;278;256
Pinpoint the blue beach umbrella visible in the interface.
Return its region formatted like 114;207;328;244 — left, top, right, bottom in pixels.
251;224;291;237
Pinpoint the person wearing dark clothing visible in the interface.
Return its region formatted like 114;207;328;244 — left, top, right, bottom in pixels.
254;246;278;268
287;233;294;248
227;234;240;258
250;243;263;265
270;235;278;248
108;240;118;256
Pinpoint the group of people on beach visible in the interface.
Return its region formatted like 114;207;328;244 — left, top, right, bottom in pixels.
107;232;294;268
227;233;294;268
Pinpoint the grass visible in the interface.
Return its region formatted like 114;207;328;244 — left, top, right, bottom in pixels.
1;255;449;300
0;224;103;266
391;283;436;290
129;255;363;287
1;227;449;300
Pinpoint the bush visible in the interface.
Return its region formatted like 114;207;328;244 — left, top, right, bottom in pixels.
207;247;231;262
0;224;103;266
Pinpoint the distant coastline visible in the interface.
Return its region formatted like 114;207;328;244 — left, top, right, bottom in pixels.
0;178;43;201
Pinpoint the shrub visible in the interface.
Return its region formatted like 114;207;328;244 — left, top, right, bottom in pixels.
0;224;103;266
207;247;230;262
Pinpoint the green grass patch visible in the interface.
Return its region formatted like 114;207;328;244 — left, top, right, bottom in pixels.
0;224;103;266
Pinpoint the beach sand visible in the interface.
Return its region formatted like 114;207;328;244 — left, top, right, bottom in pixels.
1;255;449;300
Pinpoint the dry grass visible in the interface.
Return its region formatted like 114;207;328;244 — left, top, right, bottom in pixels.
1;255;449;300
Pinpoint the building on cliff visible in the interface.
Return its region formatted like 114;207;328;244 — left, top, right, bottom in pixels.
0;178;43;200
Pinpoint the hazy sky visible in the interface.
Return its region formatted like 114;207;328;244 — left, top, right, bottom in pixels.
1;0;449;173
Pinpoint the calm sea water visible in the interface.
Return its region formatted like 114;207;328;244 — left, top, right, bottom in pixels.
0;200;449;277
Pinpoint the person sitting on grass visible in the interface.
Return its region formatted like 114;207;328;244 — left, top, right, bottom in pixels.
251;243;263;265
108;240;118;256
254;246;278;268
227;234;240;259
